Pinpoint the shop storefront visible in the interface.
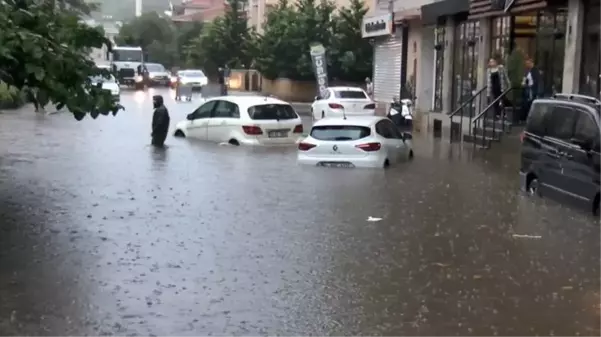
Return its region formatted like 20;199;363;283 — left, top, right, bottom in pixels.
580;0;600;96
452;18;479;111
362;14;403;103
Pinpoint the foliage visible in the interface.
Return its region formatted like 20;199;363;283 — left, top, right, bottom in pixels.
254;0;371;82
506;48;526;102
115;12;180;67
185;0;254;77
0;82;26;109
0;0;122;119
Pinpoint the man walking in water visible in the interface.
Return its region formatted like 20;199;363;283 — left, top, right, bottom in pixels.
151;95;170;147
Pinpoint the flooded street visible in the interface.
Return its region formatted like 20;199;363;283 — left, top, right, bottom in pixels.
0;88;598;335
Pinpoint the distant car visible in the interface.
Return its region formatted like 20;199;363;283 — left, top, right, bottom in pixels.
171;69;208;90
173;95;304;146
519;93;600;216
297;116;413;169
311;87;375;121
145;63;171;87
89;74;120;101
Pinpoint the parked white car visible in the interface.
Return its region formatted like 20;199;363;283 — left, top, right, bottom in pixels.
311;86;375;121
297;116;413;168
174;96;304;146
89;73;120;100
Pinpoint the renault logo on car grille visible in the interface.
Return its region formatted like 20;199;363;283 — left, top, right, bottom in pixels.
333;145;338;151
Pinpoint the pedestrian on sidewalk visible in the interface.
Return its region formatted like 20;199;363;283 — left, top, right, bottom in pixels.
151;95;170;147
486;56;510;119
521;57;541;121
365;77;373;99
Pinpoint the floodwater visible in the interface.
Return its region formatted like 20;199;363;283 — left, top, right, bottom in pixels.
0;88;598;336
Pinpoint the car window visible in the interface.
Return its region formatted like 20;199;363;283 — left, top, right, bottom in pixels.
192;101;216;119
333;90;368;99
573;109;600;148
384;120;403;139
525;102;550;136
212;100;240;118
375;120;394;139
248;104;297;120
310;125;371;141
546;105;578;141
146;64;165;72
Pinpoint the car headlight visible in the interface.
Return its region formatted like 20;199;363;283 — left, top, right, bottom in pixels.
135;75;143;82
201;78;208;86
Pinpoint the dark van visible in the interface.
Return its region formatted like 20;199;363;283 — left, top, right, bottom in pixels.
519;93;601;216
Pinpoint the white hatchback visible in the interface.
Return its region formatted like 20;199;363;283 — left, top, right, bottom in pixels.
311;87;375;120
297;116;413;169
174;96;304;146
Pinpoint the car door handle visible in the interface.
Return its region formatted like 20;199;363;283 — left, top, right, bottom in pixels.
546;149;561;158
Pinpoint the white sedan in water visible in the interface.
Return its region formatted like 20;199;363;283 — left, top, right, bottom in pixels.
311;86;375;120
297;116;413;169
174;95;304;146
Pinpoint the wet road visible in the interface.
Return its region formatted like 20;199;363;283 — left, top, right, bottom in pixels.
0;88;599;336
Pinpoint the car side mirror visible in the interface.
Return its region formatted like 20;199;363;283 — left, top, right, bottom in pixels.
402;132;413;140
315;96;321;101
186;113;194;121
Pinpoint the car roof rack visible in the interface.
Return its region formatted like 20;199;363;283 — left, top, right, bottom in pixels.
552;93;601;106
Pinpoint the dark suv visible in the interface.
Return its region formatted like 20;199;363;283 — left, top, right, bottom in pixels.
520;93;600;216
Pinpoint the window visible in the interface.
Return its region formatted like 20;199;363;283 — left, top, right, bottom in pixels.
375;121;394;139
247;104;298;120
192;101;216;119
386;120;403;139
212;100;240;118
310;125;370;141
185;70;205;77
545;105;578;141
113;49;143;62
333;90;368;99
89;75;116;83
525;102;551;135
573;109;600;146
145;64;165;72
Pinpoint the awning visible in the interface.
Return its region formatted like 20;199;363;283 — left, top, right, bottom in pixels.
421;0;470;25
393;8;421;23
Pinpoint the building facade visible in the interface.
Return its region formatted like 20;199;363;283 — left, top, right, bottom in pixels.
418;0;599;114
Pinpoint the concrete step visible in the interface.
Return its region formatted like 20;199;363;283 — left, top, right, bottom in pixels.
472;127;503;140
482;119;512;133
462;134;495;149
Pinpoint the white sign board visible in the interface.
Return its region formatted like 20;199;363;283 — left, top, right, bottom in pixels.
362;14;393;38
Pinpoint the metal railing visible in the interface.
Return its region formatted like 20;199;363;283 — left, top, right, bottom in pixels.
471;87;515;148
448;86;487;142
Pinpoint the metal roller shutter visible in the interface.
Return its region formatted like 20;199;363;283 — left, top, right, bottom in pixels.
373;31;403;104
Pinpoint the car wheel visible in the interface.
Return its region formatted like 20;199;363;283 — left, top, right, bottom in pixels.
383;159;390;168
527;177;540;197
321;111;325;119
594;194;600;217
174;130;185;138
228;139;240;146
408;150;414;160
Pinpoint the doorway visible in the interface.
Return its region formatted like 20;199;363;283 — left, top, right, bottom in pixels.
580;0;600;97
451;20;479;112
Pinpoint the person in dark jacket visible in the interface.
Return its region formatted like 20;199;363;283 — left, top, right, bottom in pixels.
521;58;541;121
151;95;170;147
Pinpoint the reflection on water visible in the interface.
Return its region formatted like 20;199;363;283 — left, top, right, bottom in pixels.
0;91;597;335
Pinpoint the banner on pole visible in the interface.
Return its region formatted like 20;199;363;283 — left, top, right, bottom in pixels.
309;43;329;97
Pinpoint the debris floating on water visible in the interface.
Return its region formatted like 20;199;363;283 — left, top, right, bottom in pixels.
366;216;382;222
512;234;542;239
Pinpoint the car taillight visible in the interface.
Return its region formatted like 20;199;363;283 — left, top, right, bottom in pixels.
293;124;303;133
355;142;381;152
520;131;525;143
328;103;344;109
242;125;263;135
364;103;375;109
298;142;316;151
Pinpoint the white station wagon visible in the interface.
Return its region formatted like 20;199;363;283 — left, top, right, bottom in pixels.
174;96;304;146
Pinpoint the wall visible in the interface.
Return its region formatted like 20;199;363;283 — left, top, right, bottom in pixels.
417;24;435;112
407;20;422;96
261;78;364;102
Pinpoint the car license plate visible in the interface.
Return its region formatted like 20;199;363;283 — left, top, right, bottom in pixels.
317;162;355;168
268;131;287;138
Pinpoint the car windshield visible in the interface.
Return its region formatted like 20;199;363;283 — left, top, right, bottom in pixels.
89;75;116;83
310;125;371;141
112;49;143;62
247;104;297;120
183;71;205;77
333;90;368;99
146;64;165;72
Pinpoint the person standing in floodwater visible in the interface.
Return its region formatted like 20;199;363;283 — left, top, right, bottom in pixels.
151;95;170;147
